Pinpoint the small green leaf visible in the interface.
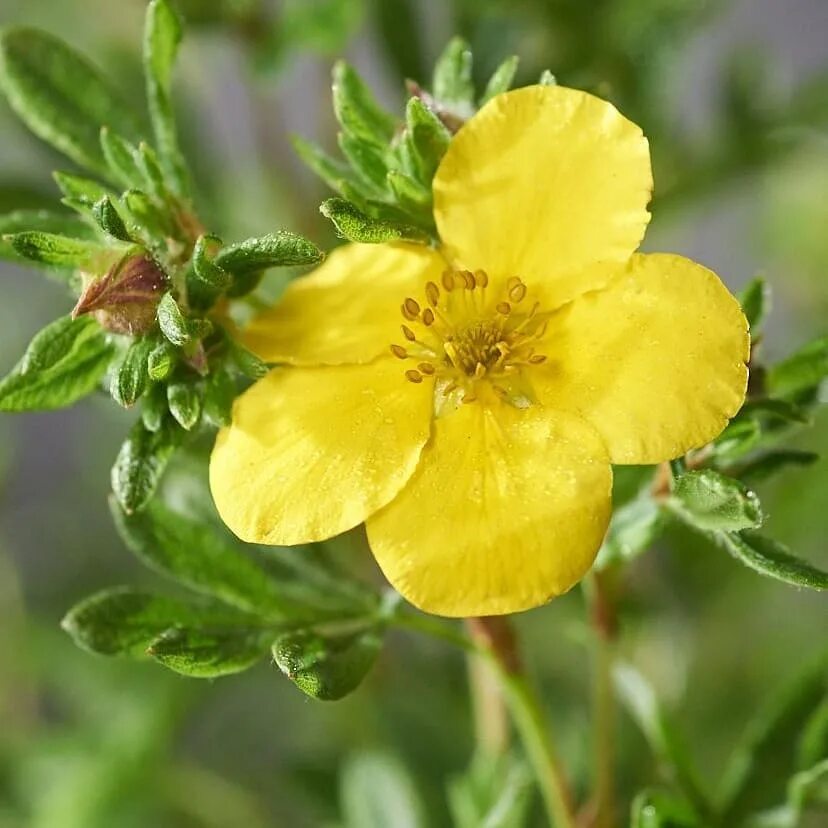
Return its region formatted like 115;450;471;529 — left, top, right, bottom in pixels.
62;587;212;656
615;663;714;822
53;171;113;206
227;340;269;379
717;533;828;590
122;187;173;239
3;231;108;268
731;450;818;484
215;231;324;275
141;382;168;432
338;131;389;194
111;336;152;407
273;626;383;701
739;276;770;336
340;752;426;828
156;292;190;346
320;198;428;244
387;170;431;215
111;417;182;513
112;497;295;617
332;60;397;148
203;368;236;427
405;96;451;184
480;55;519;106
597;489;667;568
539;70;557;86
147;339;176;380
432;37;474;108
148;626;272;678
136;142;168;200
100;127;144;190
192;234;231;290
167;379;201;430
0;27;140;176
0;316;113;412
448;754;533;828
0;208;94;267
292;135;361;195
144;0;189;196
669;470;763;531
768;337;828;399
93;195;131;241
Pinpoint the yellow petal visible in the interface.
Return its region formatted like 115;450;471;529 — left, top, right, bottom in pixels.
210;359;433;544
433;85;652;308
366;402;612;617
242;242;446;365
534;253;750;464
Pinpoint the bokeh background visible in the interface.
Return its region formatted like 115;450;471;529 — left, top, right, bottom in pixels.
0;1;826;826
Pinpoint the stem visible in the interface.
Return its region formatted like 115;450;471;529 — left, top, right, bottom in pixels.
466;638;511;755
585;571;618;828
467;617;578;828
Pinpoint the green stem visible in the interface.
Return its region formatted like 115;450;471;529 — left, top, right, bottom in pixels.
395;611;577;828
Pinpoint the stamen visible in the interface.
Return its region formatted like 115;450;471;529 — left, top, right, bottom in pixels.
461;270;476;289
401;324;416;341
403;297;421;318
509;282;527;303
425;281;440;306
528;354;547;364
441;270;456;291
418;362;436;375
405;369;423;384
422;308;435;326
390;344;407;359
474;269;489;288
496;302;511;316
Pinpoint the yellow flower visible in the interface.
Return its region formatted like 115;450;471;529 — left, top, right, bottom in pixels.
210;85;749;617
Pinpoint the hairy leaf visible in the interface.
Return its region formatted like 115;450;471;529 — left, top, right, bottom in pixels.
320;198;428;243
215;231;323;275
4;231;109;268
332;60;396;148
432;37;474;108
480;55;520;106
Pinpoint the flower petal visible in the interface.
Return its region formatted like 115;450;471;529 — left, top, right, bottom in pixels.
366;402;612;617
533;253;750;464
433;85;652;308
241;242;447;365
210;359;433;544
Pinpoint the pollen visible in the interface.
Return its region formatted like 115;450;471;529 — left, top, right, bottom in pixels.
389;268;549;407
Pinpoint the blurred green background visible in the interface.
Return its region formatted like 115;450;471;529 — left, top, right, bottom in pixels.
0;1;826;826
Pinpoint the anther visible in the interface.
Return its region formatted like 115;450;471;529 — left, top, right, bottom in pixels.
418;362;435;375
474;362;486;379
403;297;420;318
496;301;511;315
509;282;527;303
422;308;435;326
462;393;477;404
441;270;456;291
507;276;523;293
425;281;440;306
405;369;423;384
528;354;548;364
390;344;408;359
401;324;416;341
461;270;476;289
474;269;488;288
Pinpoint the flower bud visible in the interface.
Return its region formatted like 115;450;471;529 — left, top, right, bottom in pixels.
72;253;168;335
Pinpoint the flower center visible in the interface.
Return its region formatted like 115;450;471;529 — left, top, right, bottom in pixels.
389;268;549;407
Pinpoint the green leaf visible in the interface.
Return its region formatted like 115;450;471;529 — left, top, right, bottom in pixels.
111;417;182;513
92;195;131;241
0;316;113;412
273;626;383;701
110;337;152;407
630;790;697;827
340;752;426;828
480;55;520;106
386;170;431;216
192;234;231;291
0;208;94;267
740;276;770;336
156;292;190;346
331;60;396;148
669;470;763;532
768;337;828;399
615;663;714;822
797;698;828;771
731;450;818;484
292;135;362;195
122;187;173;239
719;650;828;821
141;382;168;432
62;587;214;656
3;231;108;268
539;70;557;86
338;131;389;194
432;37;474;108
0;27;140;176
144;0;189;196
53;171;113;206
717;532;828;590
448;754;533;828
100;127;144;190
167;379;201;430
214;231;324;275
320;198;428;243
597;488;667;568
112;497;297;617
787;760;828;823
136;141;168;200
405;96;451;184
202;368;235;427
148;626;272;678
147;339;176;381
227;339;269;379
